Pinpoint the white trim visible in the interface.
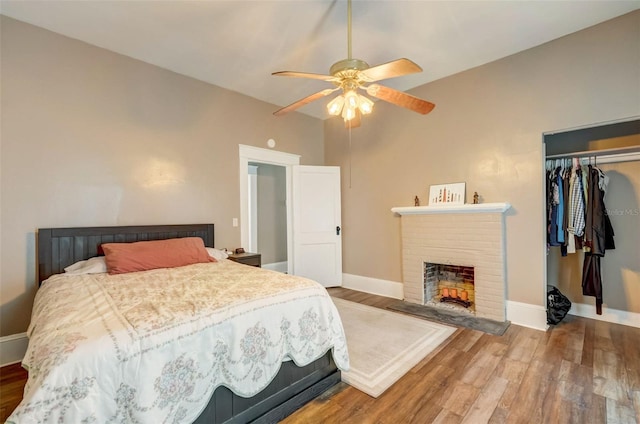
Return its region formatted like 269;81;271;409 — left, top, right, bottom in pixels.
506;300;549;331
343;274;550;331
239;145;300;275
0;332;28;367
541;139;550;334
262;261;288;273
247;164;258;253
569;303;640;328
391;203;511;215
342;273;404;299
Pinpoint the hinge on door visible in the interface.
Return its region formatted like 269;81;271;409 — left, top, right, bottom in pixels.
336;226;341;235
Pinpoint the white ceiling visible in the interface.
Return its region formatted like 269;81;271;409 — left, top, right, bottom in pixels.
1;1;638;119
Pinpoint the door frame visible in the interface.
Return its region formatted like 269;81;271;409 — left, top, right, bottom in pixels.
247;164;259;253
239;144;300;275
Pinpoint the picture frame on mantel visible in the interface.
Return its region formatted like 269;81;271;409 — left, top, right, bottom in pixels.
428;182;466;206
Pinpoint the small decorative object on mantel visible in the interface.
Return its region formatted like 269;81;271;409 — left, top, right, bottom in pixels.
414;196;420;206
428;182;466;206
473;192;479;204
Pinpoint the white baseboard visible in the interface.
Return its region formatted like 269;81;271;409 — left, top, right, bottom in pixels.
569;302;640;328
506;300;549;331
342;273;404;299
341;274;553;331
1;332;28;367
262;261;288;273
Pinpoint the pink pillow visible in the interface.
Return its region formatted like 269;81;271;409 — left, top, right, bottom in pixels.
102;237;216;275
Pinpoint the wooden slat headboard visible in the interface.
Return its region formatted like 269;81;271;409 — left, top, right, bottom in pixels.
38;224;214;283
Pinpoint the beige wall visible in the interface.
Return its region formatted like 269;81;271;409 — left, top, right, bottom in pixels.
0;16;324;336
255;163;287;265
2;11;639;337
325;11;640;309
547;160;640;313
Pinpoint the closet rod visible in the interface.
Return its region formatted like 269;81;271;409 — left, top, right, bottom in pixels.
546;145;640;164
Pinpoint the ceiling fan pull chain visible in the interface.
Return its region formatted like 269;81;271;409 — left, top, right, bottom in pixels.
348;121;353;189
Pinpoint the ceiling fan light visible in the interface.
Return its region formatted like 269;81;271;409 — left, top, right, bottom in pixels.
358;95;374;115
327;95;345;116
344;90;359;109
342;104;356;121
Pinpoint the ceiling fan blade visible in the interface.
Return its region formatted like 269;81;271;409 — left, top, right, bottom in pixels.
366;84;435;115
272;71;338;82
360;58;423;82
273;88;338;116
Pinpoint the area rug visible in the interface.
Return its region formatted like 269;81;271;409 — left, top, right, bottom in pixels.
387;300;511;336
332;297;456;397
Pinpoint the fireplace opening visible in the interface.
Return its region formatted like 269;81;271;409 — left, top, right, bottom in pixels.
424;263;475;314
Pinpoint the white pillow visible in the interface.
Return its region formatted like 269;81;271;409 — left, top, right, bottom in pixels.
64;256;107;275
206;247;229;260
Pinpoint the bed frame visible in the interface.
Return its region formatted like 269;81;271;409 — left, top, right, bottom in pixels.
37;223;340;424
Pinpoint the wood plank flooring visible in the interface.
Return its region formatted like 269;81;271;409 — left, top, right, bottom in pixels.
283;288;640;424
1;287;638;423
0;361;27;423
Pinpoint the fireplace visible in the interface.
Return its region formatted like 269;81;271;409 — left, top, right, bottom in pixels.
424;263;475;314
392;203;511;322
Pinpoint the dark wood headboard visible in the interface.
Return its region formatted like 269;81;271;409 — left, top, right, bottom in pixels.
38;224;214;283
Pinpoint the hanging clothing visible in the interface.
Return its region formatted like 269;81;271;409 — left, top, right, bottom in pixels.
584;166;615;256
566;161;581;254
581;165;615;315
556;169;565;244
561;167;571;256
582;254;603;315
582;166;589;213
547;168;560;246
545;158;616;316
572;166;586;238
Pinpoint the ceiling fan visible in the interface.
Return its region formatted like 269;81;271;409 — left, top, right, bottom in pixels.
272;0;435;127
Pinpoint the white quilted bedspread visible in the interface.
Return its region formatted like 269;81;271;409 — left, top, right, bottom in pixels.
8;260;349;424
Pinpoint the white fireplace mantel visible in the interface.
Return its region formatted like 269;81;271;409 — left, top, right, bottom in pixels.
391;203;511;215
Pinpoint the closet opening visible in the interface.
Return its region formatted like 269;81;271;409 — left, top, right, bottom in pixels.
543;117;640;326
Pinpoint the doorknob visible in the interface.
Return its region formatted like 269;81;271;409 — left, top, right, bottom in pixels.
336;226;341;235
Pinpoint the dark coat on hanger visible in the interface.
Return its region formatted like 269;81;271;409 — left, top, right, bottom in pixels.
582;165;615;315
584;166;615;255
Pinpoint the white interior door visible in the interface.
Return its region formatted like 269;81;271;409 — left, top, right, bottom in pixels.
292;165;342;287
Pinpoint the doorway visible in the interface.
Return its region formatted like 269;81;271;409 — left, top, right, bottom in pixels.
239;145;300;275
248;162;288;272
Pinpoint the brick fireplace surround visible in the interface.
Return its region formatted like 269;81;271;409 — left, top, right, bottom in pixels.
392;203;511;322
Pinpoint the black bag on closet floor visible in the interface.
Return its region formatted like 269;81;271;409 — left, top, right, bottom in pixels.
547;285;572;325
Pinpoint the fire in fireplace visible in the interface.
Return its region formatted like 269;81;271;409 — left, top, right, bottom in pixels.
424;263;475;313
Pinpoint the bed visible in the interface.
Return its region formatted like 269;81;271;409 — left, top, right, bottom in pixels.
8;224;348;424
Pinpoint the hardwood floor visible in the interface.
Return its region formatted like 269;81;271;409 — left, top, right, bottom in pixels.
0;361;27;423
1;288;638;423
283;288;640;424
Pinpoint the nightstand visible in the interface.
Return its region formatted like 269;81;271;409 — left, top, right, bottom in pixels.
228;252;261;267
